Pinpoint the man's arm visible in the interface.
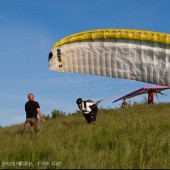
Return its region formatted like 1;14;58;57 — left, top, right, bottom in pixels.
87;101;100;111
37;108;46;123
122;105;129;108
90;101;100;106
94;101;100;105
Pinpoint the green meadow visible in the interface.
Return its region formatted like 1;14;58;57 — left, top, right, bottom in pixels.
0;103;170;169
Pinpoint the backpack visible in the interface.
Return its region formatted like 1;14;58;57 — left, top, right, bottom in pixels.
83;99;94;109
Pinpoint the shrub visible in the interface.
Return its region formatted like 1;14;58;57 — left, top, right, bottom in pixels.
51;109;66;118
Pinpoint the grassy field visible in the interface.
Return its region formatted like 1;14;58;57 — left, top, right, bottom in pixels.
0;103;170;169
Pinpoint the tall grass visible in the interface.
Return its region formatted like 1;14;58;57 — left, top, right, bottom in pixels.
0;103;170;169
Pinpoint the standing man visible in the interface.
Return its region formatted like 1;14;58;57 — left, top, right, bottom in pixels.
147;89;155;104
24;93;46;134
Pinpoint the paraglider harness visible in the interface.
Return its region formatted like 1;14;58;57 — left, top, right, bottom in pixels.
79;99;98;123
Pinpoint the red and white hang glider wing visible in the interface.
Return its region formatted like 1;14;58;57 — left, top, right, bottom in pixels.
112;85;170;103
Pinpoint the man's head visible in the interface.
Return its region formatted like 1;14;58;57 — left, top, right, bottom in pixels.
76;98;82;106
28;93;34;101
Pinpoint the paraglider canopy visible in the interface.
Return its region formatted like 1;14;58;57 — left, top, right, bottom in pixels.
48;28;170;86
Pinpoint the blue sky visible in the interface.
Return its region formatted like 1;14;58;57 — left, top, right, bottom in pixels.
0;0;170;127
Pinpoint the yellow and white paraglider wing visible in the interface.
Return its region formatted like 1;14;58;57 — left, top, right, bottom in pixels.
48;29;170;86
